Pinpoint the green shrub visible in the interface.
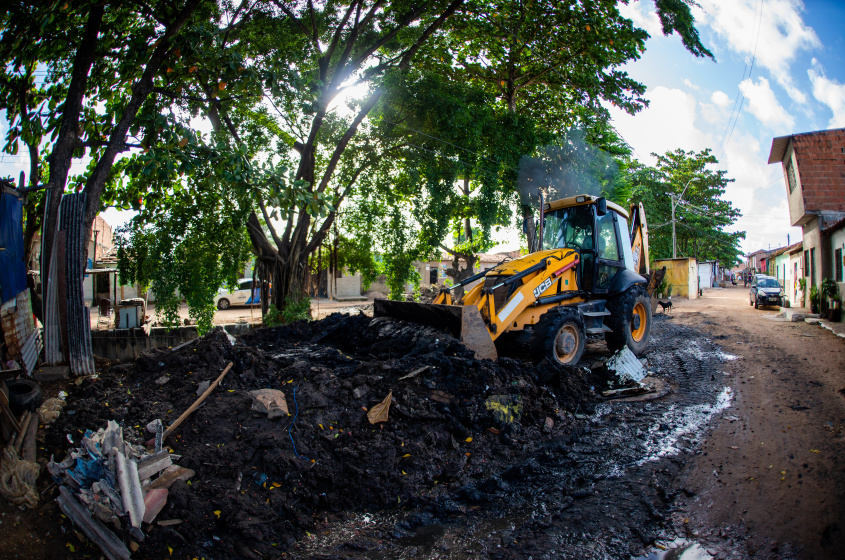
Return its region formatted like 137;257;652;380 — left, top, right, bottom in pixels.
263;296;312;327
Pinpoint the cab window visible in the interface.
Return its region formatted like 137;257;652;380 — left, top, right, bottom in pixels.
239;280;253;291
542;205;594;251
596;212;620;262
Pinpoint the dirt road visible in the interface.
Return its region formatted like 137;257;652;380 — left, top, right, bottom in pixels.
672;286;845;559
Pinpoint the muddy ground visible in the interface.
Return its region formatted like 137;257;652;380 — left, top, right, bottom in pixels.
1;286;843;559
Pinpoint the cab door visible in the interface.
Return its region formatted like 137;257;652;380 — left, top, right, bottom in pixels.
594;211;624;293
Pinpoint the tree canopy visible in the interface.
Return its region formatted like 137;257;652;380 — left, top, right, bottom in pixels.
627;148;745;267
0;0;721;334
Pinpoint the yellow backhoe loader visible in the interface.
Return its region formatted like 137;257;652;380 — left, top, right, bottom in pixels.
374;194;657;365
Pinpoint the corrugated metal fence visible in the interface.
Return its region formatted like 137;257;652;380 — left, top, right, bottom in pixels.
42;193;95;375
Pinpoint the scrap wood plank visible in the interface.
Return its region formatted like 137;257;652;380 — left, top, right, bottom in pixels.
162;362;233;442
13;411;32;453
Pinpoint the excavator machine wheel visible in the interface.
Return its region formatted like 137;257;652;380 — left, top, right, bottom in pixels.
531;308;586;366
606;284;652;356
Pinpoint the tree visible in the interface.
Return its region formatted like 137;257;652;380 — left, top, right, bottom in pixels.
426;0;715;250
627;148;745;267
239;0;467;309
359;71;541;292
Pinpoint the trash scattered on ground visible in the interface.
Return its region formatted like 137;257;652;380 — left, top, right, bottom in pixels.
48;419;195;559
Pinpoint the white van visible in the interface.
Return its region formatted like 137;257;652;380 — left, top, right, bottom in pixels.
216;278;263;310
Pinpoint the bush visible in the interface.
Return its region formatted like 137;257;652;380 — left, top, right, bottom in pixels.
263;296;312;327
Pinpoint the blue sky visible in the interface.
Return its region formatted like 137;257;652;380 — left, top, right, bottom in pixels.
2;0;843;258
611;0;845;255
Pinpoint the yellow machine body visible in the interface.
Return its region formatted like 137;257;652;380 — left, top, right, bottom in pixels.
373;195;654;362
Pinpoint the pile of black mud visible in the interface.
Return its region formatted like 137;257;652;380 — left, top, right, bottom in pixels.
47;313;598;559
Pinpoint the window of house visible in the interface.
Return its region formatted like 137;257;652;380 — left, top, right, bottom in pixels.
804;250;810;277
786;158;797;194
836;248;843;282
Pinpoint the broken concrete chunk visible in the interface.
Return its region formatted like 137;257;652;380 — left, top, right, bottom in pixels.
196;380;210;396
543;417;554;432
146;465;195;492
155;375;170;386
136;450;172;481
352;386;369;399
249;389;289;419
142;488;168;524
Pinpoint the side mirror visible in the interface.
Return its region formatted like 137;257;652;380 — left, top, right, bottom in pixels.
596;197;608;216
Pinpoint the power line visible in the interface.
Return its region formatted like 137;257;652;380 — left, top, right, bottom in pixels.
717;0;765;159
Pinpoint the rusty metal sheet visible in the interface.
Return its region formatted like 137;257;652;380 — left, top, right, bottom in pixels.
1;289;36;361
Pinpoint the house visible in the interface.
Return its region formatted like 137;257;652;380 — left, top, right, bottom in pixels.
768;128;845;293
745;249;771;273
788;243;805;305
822;218;845;297
653;257;699;299
769;241;803;306
697;260;719;289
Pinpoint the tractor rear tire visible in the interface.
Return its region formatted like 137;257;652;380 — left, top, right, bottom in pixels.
606;284;652;356
531;307;586;366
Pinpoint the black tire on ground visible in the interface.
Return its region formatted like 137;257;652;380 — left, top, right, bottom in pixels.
530;307;586;366
749;296;753;306
6;378;43;416
605;284;652;356
754;297;759;309
217;298;230;310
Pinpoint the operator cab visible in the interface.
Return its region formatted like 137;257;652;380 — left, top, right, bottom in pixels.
541;195;636;295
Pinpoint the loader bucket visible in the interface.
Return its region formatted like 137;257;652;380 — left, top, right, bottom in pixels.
373;299;498;361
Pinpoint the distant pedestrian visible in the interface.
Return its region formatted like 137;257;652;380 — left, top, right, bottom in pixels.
743;273;748;288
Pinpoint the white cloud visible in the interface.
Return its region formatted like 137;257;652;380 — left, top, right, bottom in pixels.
683;79;701;91
808;60;845;129
711;91;732;108
618;1;662;37
608;86;710;163
697;0;819;103
738;77;795;131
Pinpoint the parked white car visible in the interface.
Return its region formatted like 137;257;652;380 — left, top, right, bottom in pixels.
216;278;263;310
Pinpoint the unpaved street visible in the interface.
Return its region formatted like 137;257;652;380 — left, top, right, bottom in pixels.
673;286;845;559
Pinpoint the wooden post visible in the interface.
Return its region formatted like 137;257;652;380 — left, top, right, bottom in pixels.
162;362;233;442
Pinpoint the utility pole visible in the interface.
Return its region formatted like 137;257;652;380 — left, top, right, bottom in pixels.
670;178;695;259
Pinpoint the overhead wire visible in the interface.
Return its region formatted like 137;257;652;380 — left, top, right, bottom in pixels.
716;0;765;159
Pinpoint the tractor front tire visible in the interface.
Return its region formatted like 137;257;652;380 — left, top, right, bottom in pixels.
531;308;586;366
606;284;652;356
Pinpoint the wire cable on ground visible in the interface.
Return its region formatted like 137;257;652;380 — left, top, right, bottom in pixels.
288;385;308;460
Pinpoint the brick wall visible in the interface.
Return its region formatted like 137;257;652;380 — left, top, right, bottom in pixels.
792;129;845;213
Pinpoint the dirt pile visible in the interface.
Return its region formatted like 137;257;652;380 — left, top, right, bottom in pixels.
47;313;599;559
